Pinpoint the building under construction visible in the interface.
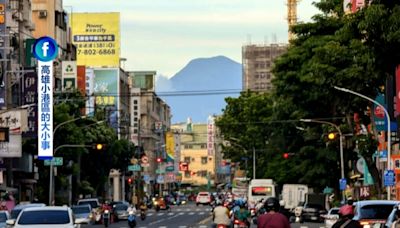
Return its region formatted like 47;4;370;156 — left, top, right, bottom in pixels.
242;44;287;92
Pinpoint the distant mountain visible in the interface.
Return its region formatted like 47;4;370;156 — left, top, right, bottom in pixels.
156;56;242;123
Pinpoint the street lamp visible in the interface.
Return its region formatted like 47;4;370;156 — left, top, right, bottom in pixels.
334;86;392;200
49;115;100;205
225;138;256;179
300;119;345;200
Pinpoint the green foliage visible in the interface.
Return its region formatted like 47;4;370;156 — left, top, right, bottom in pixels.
218;0;400;195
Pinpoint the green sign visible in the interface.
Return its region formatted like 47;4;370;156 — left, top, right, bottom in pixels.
166;166;174;172
44;157;63;166
128;164;141;172
156;169;165;174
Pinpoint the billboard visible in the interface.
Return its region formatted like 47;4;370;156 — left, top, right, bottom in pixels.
165;132;175;172
85;68;95;117
93;68;119;131
207;116;215;156
71;13;120;67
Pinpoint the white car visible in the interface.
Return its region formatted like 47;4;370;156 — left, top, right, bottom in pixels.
196;192;212;206
322;207;340;228
6;206;77;228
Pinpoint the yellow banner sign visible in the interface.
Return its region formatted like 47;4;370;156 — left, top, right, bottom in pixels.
71;13;120;67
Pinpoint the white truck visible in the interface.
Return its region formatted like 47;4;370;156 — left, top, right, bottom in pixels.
281;184;308;211
247;179;276;204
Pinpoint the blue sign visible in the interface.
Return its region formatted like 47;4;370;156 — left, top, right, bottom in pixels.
384;170;395;187
339;178;347;191
33;36;58;62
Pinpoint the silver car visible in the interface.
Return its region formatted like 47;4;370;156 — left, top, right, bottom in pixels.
322;207;339;228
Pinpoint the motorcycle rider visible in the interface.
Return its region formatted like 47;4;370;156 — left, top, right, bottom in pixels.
332;204;361;228
101;201;113;224
256;197;290;228
212;200;231;228
233;200;250;227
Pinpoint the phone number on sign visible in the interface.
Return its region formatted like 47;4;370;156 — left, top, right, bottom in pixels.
78;49;116;55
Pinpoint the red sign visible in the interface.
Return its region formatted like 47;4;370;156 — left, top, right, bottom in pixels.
179;162;188;171
374;106;385;119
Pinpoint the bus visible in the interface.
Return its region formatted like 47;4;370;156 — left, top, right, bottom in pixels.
248;179;276;204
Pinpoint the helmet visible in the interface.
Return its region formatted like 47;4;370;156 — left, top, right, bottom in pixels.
339;205;354;217
264;197;280;212
235;199;244;207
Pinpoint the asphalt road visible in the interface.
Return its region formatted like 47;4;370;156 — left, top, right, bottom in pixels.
82;203;326;228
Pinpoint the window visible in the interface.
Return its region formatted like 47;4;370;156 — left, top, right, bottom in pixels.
134;106;138;110
133;100;138;104
184;145;193;149
201;157;207;164
184;157;191;163
184;171;190;178
18;210;70;224
260;73;266;78
200;144;207;149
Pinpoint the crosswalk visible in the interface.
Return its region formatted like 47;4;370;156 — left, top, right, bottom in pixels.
143;207;212;218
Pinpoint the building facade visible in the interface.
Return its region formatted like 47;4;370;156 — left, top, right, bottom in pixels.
129;71;171;194
242;44;287;92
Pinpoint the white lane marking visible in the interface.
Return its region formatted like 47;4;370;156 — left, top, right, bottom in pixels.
179;212;185;215
199;226;208;228
148;218;166;225
167;212;174;216
188;212;195;215
157;212;164;216
159;226;167;228
186;208;190;211
196;208;201;211
199;211;205;215
147;213;154;216
178;226;187;228
300;226;308;228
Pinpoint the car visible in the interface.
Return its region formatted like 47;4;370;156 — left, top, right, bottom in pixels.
10;203;46;220
321;207;340;228
6;206;77;228
71;204;94;225
196;192;212;206
301;203;327;222
112;203;129;221
174;194;188;205
0;210;10;228
77;198;100;209
353;200;399;228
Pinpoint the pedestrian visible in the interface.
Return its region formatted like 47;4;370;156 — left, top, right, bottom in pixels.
257;197;290;228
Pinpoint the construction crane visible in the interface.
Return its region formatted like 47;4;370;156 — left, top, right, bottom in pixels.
287;0;301;41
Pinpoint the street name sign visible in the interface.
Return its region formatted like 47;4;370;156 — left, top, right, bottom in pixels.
44;157;63;166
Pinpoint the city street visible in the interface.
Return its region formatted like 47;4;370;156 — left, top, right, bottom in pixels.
82;203;325;228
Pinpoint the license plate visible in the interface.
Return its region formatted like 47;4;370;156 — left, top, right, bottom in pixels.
311;216;318;220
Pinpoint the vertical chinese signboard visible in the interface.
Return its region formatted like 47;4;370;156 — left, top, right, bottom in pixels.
22;71;38;138
0;1;6;108
165;131;175;172
33;36;58;159
207;116;215;156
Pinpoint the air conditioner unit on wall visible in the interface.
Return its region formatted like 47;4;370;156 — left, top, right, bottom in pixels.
38;10;47;18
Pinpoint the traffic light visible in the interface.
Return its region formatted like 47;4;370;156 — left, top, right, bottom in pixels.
328;132;336;140
128;177;133;185
156;157;163;163
283;153;290;159
93;143;105;150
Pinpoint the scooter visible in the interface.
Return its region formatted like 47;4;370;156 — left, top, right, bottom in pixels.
103;209;110;227
140;209;146;220
128;211;137;228
233;218;249;228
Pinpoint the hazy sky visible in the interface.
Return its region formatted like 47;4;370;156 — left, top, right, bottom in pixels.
63;0;319;77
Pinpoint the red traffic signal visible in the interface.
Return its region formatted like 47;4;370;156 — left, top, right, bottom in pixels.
156;157;163;163
179;162;188;171
283;153;289;159
128;178;133;185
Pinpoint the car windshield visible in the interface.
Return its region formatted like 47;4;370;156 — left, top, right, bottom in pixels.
18;210;70;225
199;193;209;196
359;204;395;219
114;204;128;210
305;204;323;209
330;209;339;215
72;206;90;214
78;201;98;209
0;213;7;222
11;209;21;219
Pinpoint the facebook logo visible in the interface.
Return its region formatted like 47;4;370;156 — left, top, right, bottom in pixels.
42;42;49;57
33;36;58;62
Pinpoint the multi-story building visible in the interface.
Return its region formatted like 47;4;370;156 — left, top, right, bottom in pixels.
172;119;222;187
242;44;287;92
129;71;171;194
32;0;76;88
